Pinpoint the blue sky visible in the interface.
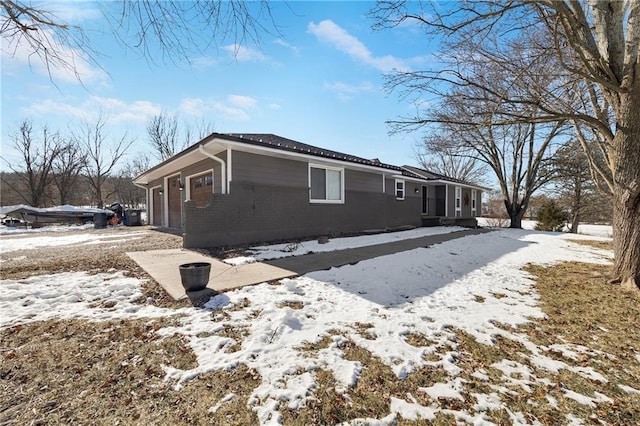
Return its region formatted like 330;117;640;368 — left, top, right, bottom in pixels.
1;1;437;170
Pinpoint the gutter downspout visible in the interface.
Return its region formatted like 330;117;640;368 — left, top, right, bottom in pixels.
133;182;149;226
199;144;227;194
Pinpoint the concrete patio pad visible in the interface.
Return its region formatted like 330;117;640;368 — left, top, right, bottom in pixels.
127;249;297;301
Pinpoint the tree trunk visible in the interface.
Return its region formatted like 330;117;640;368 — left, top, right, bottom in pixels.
611;92;640;290
570;212;579;234
505;201;525;228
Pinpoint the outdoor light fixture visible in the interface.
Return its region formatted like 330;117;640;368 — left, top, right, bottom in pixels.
158;190;163;195
415;188;420;193
178;179;185;191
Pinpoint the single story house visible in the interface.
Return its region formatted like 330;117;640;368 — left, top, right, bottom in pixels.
133;133;487;248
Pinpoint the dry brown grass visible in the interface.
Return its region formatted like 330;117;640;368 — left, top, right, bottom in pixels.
0;318;259;425
447;262;640;425
567;239;614;251
282;339;450;425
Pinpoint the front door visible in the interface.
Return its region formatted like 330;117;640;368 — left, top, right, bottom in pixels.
152;187;162;225
168;176;182;228
422;186;428;214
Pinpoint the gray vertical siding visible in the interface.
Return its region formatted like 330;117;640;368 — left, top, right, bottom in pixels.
232;151;307;187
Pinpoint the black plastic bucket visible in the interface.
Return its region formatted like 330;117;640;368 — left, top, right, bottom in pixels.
179;262;211;292
93;212;107;229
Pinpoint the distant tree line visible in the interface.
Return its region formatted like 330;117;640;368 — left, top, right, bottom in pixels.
1;117;146;210
1;114;214;210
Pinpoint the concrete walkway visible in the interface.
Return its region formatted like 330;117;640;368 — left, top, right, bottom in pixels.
264;228;492;275
128;228;491;302
127;249;297;301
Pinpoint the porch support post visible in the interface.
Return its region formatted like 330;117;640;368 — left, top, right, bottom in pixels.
445;184;449;218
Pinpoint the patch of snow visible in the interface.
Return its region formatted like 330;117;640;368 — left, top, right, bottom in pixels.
420;379;465;401
619;384;640;394
568;366;608;383
563;389;613;407
0;271;182;328
476;218;613;238
562;389;596;407
0;231;147;253
473;392;502;412
566;413;586;425
249;226;464;260
471;370;489;381
0;223;94;235
208;393;236;414
546;394;558;408
576;224;612;238
223;256;257;266
490;359;534;393
389;397;435;421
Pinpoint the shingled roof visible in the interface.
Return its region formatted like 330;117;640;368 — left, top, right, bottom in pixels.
135;132;456;183
402;165;488;189
223;133;402;169
222;134;432;180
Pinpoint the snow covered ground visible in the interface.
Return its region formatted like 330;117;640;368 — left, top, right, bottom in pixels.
0;224;618;424
477;217;613;238
0;228;147;254
226;226;465;264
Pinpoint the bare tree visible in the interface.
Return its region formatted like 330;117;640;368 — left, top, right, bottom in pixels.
184;118;216;146
52;139;84;205
74;115;133;209
415;135;487;184
147;113;216;161
1;120;63;207
392;32;567;228
146;113;181;161
1;1;278;82
113;155;150;208
371;1;640;289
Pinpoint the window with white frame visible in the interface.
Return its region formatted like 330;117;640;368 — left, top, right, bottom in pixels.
455;186;462;217
471;190;477;216
395;179;405;200
309;165;344;203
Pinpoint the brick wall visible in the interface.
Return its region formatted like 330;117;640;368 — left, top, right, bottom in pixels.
183;180;421;248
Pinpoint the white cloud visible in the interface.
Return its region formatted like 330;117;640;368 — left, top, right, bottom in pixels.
179;98;209;116
178;95;259;121
46;3;103;22
308;20;408;73
25;99;89;120
273;38;300;54
268;103;282;110
213;103;251;121
228;95;258;109
23;96;162;124
324;81;374;102
223;44;267;62
1;27;107;85
191;56;218;69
